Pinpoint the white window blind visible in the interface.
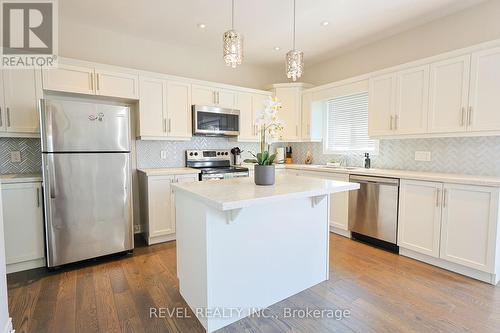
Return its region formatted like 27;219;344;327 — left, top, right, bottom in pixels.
324;92;377;153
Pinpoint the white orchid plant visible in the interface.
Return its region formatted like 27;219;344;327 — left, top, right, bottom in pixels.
244;97;284;166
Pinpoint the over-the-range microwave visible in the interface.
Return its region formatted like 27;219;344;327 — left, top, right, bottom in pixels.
192;105;240;137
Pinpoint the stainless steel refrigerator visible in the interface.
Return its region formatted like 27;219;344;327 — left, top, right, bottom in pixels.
40;98;133;267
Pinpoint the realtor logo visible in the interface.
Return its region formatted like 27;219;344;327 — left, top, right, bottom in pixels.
1;0;58;67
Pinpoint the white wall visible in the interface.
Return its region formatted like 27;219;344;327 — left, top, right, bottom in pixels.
0;185;11;333
302;0;500;85
59;19;282;89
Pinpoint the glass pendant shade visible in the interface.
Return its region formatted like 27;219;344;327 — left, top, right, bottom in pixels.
223;29;243;68
286;49;303;81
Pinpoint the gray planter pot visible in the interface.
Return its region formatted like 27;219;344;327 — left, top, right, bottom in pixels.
254;164;275;186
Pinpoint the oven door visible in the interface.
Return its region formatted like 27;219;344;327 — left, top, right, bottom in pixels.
192;105;240;136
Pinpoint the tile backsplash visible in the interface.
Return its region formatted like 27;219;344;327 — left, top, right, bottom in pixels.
4;135;500;177
136;136;260;169
0;138;41;174
290;136;500;177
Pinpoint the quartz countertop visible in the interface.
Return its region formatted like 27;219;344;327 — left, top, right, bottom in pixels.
0;173;42;184
138;167;201;176
286;164;500;187
172;174;359;211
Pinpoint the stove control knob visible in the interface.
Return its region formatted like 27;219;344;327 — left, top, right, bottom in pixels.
189;152;193;156
225;152;229;155
217;152;220;155
194;152;198;156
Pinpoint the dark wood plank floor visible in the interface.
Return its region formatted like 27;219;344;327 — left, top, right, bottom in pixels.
7;234;500;333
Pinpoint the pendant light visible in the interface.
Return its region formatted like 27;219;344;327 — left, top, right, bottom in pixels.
223;0;243;68
286;0;303;81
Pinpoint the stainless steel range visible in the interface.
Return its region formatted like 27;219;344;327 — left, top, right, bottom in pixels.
186;149;249;181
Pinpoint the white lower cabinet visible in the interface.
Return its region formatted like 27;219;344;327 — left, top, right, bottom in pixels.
2;181;44;273
398;179;500;282
398;180;442;257
287;170;349;235
139;172;198;245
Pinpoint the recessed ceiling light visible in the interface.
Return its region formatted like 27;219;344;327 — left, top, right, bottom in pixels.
274;46;280;51
197;23;206;29
321;21;329;26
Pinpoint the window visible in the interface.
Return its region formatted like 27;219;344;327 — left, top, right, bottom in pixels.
323;91;378;154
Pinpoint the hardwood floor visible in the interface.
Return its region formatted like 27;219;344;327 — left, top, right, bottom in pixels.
7;234;500;333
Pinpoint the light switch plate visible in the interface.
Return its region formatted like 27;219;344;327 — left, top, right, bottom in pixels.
160;151;167;159
415;151;431;162
10;151;21;163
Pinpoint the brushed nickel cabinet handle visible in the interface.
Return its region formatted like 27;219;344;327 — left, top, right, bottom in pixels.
460;107;465;126
389;116;393;130
436;188;440;207
36;188;40;207
468;106;473;126
96;73;100;91
168;118;171;133
443;189;447;208
163;118;167;132
394;115;398;130
6;107;10;127
213;91;216;104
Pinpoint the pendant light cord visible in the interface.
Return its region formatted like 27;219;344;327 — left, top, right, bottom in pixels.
292;0;296;50
232;0;235;29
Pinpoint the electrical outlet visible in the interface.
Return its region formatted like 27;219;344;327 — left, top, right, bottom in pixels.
415;151;431;162
160;151;167;159
10;151;21;163
134;224;142;233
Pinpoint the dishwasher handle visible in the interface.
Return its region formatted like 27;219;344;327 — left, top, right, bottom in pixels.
349;175;399;186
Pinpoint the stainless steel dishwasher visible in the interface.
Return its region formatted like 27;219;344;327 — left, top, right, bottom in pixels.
348;175;400;252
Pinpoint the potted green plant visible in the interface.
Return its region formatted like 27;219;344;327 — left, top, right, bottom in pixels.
244;97;284;185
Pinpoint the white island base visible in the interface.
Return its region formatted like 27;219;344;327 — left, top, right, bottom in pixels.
173;175;359;332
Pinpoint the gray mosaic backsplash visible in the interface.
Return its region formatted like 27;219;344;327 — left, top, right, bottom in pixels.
136;136;261;169
0;138;41;174
289;136;500;177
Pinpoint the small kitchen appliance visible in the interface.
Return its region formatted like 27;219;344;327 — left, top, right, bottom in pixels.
186;150;249;181
230;147;242;166
192;105;240;137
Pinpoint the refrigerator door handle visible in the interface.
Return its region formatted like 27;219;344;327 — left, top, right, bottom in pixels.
48;154;57;199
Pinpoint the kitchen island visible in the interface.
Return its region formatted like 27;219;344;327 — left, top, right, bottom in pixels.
172;174;359;332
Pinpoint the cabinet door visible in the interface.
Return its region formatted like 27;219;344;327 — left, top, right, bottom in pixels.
440;184;498;272
395;65;429;134
167;81;192;138
138;76;167;137
42;64;95;95
217;89;236;108
428;55;470;133
301;92;312;140
148;176;174;237
368;73;396;136
275;87;301;141
237;92;257;141
171;175;198;233
468;47;500;132
398;180;442;257
2;182;44;264
192;85;215;106
95;69;139;99
2;69;39;133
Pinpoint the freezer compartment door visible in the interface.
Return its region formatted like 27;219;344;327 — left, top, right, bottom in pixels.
40;99;130;152
43;153;133;267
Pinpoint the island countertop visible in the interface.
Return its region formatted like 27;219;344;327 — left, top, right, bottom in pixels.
172;174;359;211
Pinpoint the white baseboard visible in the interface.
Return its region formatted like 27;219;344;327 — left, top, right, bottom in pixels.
2;318;14;333
6;258;45;274
146;233;176;245
329;226;351;238
400;248;498;285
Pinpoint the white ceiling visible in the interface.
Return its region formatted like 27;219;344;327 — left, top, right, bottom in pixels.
60;0;486;67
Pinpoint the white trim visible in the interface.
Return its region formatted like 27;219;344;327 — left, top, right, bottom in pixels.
6;258;45;274
145;233;176;245
400;248;498;285
2;318;13;333
329;226;351;238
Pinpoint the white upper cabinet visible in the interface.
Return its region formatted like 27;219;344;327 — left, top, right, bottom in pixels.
468;46;500;132
94;69;139;99
138;76;192;139
440;184;498;272
191;84;236;109
301;92;312;140
42;64;95;95
395;65;429;134
428;55;470;133
1;69;40;134
272;85;302;141
138;76;166;138
236;92;256;141
368;73;396;136
398;180;442;258
42;63;139;100
166;81;192;138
